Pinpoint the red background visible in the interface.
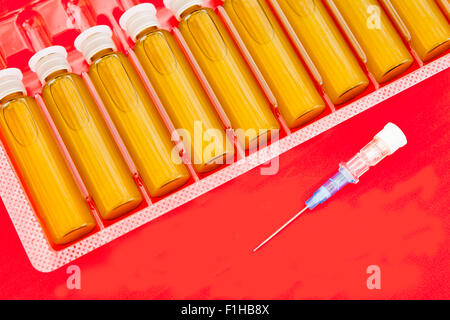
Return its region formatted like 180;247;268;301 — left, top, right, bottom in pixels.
0;68;449;299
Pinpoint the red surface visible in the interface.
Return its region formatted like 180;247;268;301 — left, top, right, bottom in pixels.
0;68;449;299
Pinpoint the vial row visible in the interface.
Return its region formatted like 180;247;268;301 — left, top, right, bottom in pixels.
0;0;448;246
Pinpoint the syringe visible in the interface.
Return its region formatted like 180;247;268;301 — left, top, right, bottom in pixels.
253;123;407;252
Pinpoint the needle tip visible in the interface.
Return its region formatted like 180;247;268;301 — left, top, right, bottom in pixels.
253;241;267;253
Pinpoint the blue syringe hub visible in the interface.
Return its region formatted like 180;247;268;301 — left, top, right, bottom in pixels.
305;166;355;210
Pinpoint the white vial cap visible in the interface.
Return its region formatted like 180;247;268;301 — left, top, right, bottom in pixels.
375;123;407;155
164;0;204;20
119;3;160;41
28;46;72;84
74;25;117;63
0;68;26;101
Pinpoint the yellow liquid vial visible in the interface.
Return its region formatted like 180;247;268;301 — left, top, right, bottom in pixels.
41;70;143;220
0;86;96;245
88;49;191;194
177;6;280;149
223;0;325;128
333;0;413;83
134;28;235;173
389;0;450;61
275;0;369;104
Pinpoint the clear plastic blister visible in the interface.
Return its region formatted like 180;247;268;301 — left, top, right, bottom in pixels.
0;0;448;272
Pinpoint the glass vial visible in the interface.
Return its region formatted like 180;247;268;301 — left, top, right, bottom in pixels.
332;0;413;83
222;0;325;128
29;46;143;220
388;0;450;62
164;0;280;150
0;68;96;244
119;4;234;173
275;0;369;104
74;26;190;195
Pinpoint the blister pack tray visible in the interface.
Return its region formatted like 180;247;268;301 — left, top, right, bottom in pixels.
0;0;448;272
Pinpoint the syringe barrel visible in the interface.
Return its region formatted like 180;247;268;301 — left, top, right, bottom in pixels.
305;123;407;210
342;123;407;182
342;136;391;182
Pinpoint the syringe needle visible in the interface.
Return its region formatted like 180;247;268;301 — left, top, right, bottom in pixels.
253;206;309;252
